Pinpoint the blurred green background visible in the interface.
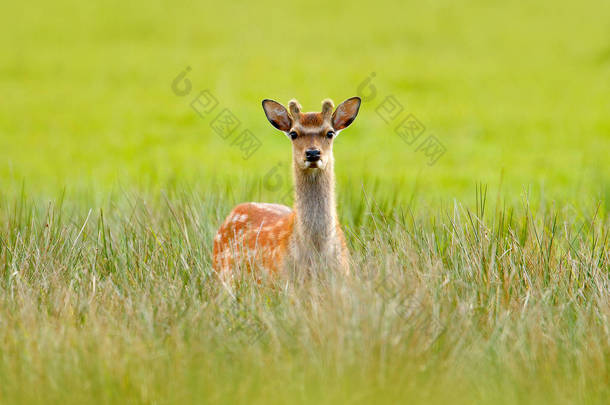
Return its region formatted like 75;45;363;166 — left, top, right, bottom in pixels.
1;0;609;202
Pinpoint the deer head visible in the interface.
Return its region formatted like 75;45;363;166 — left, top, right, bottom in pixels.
262;97;361;172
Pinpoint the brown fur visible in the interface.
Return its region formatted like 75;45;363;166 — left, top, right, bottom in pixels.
298;112;325;127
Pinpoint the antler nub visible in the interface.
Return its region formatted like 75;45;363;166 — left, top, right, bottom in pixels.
288;99;302;121
321;99;334;121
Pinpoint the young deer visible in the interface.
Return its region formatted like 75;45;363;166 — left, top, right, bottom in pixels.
212;97;361;279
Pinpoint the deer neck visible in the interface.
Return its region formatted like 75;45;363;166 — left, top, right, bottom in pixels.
292;159;338;253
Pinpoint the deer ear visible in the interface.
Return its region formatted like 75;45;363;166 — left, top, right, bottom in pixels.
332;97;361;131
262;99;292;132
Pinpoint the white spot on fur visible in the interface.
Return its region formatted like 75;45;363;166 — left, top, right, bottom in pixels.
252;203;291;214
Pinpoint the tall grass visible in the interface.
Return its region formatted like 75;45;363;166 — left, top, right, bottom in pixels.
0;187;608;404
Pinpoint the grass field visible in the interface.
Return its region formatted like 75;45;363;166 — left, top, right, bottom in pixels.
0;190;608;404
1;0;609;403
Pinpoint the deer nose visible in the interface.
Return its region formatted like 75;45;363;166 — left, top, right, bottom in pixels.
305;149;321;162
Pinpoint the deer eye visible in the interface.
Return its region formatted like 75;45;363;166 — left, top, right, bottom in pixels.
289;131;298;140
326;131;335;139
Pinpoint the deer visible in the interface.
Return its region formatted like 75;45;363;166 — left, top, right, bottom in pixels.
212;97;361;280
